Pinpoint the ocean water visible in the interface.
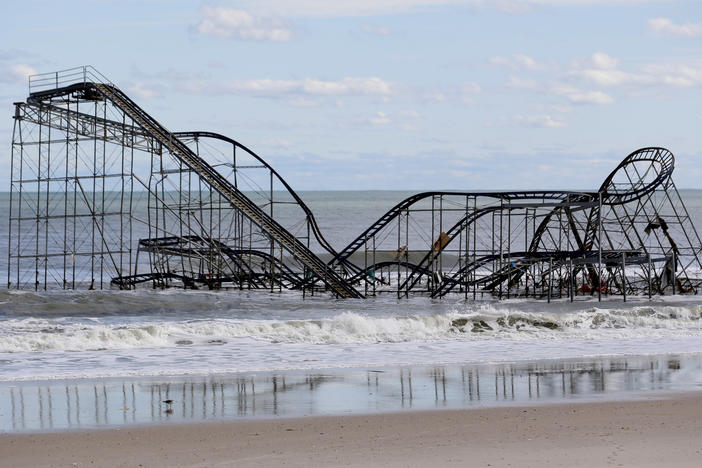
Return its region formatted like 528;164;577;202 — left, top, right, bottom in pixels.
1;190;702;383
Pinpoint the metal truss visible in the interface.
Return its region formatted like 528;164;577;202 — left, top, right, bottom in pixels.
7;67;702;300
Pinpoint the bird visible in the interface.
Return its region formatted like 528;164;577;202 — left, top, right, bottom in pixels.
162;399;174;414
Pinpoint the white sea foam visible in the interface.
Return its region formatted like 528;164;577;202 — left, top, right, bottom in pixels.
2;304;702;353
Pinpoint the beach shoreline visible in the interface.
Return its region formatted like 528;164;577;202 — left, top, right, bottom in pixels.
3;354;701;434
2;392;702;467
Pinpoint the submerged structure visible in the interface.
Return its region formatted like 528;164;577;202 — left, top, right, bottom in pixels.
7;66;702;300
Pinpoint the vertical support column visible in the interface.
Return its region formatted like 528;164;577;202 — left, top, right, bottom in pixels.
364;236;368;297
43;106;52;290
397;210;401;299
622;251;627;302
72;100;79;289
524;208;528;298
648;253;652;299
128;125;135;284
90;102;98;289
506;200;511;300
569;257;574;302
270;170;274;293
430;196;435;294
178;135;185;286
491;210;496;296
565;195;572;293
405;208;409;297
464;195;469;300
473;196;477;301
372;235;376;296
218;185;223;286
498;202;503;299
34;106;43;291
548;257;552;303
598;192;602;302
8;106;18;288
462;199;467;300
17;110;26;289
458;225;463;296
557;199;562;298
119;110;126;287
533;208;537;299
305;220;310;297
279;243;284;292
146;143;154;286
438;195;443;285
672;251;677;295
100;101;107;289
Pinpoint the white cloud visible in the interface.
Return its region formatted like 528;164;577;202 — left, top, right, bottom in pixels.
401;109;421;119
235;1;668;18
366;111;392;125
304;77;394;95
0;63;37;83
641;63;702;87
505;76;538;89
195;6;292;42
461;82;482;93
572;53;702;88
361;23;392;35
489;114;567;128
578;68;645;86
263;139;294;148
571;51;619;71
127;82;159;99
422;82;479;103
489;54;542;70
180;76;397;97
590;52;619;70
552;85;613;104
649;17;702;38
288;97;319;107
423;91;447;102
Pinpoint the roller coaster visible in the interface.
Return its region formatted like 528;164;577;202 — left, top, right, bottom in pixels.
7;66;702;300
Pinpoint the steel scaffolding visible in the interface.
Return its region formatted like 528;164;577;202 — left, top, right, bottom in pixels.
8;67;702;299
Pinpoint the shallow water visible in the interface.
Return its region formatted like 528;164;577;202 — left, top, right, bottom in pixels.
2;355;701;433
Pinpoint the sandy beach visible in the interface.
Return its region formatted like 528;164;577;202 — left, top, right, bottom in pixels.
2;392;702;467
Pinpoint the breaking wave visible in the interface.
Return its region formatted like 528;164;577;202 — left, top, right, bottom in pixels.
2;304;702;353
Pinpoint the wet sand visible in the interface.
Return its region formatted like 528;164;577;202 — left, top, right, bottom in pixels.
2;392;702;467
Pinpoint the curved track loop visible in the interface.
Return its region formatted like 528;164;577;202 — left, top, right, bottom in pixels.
440;149;675;297
578;147;676;268
599;147;674;206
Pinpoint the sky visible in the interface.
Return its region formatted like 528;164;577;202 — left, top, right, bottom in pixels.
1;0;701;191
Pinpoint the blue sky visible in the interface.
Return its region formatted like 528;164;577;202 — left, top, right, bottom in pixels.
1;0;701;190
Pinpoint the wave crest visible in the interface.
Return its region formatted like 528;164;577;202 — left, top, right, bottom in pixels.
2;305;702;353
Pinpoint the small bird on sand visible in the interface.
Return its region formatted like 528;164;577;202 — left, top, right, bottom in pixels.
163;399;174;414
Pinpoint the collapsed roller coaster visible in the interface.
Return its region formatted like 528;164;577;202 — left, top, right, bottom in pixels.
7;66;702;300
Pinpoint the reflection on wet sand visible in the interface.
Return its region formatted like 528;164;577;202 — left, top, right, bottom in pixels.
2;356;701;433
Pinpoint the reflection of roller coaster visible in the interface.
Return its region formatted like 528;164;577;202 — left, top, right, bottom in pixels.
7;67;702;300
